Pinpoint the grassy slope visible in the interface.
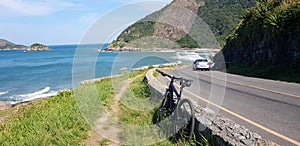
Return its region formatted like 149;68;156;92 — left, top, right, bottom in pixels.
0;70;207;145
0;92;89;145
0;77;114;145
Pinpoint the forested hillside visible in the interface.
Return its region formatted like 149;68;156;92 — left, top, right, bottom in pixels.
108;0;255;50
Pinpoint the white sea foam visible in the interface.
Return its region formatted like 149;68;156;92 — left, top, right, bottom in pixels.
10;87;57;105
174;51;204;61
0;91;8;96
19;87;51;98
21;91;58;103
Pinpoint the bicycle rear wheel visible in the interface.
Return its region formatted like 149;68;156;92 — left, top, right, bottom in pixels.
175;98;195;141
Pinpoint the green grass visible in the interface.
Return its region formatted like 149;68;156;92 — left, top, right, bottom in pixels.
153;71;159;78
117;74;172;145
119;76;156;118
0;91;89;145
74;78;115;123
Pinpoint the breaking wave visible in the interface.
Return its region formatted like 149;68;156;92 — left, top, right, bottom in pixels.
9;87;58;105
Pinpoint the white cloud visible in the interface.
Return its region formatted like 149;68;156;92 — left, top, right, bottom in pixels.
0;0;81;16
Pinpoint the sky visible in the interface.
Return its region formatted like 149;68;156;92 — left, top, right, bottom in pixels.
0;0;172;45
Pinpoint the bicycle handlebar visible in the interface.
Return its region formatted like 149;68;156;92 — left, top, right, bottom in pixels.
155;69;192;87
156;69;177;79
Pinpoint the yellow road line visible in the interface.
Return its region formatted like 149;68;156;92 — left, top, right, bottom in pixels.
199;72;300;99
184;87;300;145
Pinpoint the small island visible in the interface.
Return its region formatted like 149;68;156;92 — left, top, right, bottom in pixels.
0;39;51;51
26;43;51;52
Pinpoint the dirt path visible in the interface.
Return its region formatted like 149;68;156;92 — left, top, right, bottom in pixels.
82;75;143;146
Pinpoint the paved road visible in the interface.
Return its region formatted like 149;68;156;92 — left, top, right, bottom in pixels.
160;67;300;146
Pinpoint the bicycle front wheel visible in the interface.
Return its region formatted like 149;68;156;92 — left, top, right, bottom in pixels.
175;98;195;141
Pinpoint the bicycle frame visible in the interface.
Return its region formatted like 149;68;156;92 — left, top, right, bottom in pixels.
167;78;182;111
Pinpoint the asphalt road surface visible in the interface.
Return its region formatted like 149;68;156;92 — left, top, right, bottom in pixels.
159;67;300;146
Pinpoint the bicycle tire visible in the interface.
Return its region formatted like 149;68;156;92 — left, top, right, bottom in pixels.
175;98;195;141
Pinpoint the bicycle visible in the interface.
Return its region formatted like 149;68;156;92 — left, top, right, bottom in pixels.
155;69;195;141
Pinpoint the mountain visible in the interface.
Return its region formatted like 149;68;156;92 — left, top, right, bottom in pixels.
0;39;51;51
108;0;255;50
0;39;27;50
215;0;300;82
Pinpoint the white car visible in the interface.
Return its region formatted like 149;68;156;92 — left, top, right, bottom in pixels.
193;59;212;71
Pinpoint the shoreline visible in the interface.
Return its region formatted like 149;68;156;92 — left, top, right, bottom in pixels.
98;47;220;53
0;61;184;111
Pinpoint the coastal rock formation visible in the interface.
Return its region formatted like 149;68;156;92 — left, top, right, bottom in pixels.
0;39;51;51
0;101;12;111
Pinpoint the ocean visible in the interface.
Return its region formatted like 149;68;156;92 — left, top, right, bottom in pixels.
0;44;216;103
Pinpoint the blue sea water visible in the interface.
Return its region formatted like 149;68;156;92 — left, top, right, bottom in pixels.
0;44;205;103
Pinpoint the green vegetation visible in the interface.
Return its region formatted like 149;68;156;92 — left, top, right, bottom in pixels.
225;0;300;46
110;22;156;48
177;35;200;48
197;0;255;46
220;0;300;83
30;43;47;48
